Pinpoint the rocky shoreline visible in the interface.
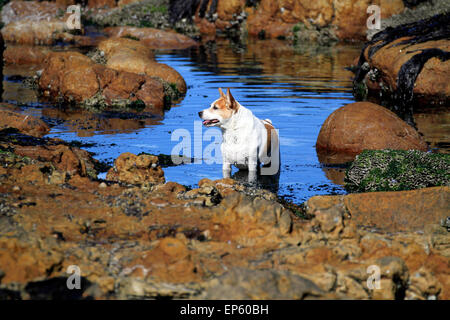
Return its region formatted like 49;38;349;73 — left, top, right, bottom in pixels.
0;0;448;300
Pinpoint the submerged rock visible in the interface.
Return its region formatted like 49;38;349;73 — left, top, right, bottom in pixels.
345;149;450;192
316;102;427;164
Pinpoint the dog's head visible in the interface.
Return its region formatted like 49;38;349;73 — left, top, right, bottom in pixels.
198;88;239;127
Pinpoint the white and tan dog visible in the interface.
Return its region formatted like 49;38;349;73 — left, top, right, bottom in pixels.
198;88;280;183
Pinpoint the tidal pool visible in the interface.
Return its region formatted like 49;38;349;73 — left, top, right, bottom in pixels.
11;39;447;203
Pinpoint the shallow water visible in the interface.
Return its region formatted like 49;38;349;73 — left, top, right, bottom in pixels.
5;39;448;203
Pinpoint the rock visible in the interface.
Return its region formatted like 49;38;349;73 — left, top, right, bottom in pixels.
345;149;450;192
97;37;187;94
306;186;450;232
201;267;326;299
0;107;50;137
1;19;71;45
38;51;166;114
353;13;450;123
106;152;165;185
3;45;51;65
245;0;405;41
0;1;64;26
316;102;427;163
103;26;197;50
88;0;117;9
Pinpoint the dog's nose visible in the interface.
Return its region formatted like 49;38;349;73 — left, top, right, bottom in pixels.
198;111;203;118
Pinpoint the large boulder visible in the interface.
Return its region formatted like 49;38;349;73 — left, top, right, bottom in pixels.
38;51;166;114
0;1;64;25
97;37;187;94
316;102;427;163
353;13;450;120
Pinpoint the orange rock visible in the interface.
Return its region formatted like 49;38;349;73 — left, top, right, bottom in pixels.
98;37;187;94
87;0;117;9
106;152;165;185
0;107;50;137
316;102;427;162
217;0;245;21
306;186;449;233
364;38;450;102
103;26;198;50
1;1;65;25
3;45;51;65
39;51;166;113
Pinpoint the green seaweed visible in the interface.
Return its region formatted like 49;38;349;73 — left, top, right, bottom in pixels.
345;149;450;193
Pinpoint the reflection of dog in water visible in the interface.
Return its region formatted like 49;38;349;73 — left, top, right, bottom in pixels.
198;88;281;184
231;168;280;194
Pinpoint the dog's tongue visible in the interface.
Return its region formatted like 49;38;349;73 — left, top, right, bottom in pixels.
203;119;218;125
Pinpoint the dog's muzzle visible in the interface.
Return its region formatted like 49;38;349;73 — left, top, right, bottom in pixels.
198;111;203;118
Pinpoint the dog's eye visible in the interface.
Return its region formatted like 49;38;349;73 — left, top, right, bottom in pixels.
213;105;218;110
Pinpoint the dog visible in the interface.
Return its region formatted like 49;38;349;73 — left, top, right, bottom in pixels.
198;88;280;183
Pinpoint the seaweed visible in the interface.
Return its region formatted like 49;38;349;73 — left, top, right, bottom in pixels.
353;13;450;125
344;149;450;193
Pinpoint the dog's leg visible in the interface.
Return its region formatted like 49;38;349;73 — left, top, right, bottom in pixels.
222;161;231;178
248;148;258;184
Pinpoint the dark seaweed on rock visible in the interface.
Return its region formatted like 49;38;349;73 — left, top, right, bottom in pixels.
397;48;450;105
353;13;450;125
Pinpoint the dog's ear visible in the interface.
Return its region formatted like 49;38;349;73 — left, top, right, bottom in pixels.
218;87;226;98
226;88;236;109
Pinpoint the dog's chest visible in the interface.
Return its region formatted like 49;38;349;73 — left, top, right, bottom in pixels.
221;129;253;163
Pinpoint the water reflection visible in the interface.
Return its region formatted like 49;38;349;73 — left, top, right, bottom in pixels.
3;38;449;203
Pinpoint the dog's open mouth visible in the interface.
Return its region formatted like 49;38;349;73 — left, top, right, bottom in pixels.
202;119;219;126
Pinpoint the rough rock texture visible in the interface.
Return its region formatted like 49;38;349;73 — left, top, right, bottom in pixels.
0;106;49;137
38;51;166;114
106;152;165;185
179;0;405;41
1;19;72;45
345;149;450;192
0;113;448;300
316;102;428;164
307;186;450;233
98;37;187;94
103;26;197;50
0;1;64;26
353;13;450;124
3;45;52;65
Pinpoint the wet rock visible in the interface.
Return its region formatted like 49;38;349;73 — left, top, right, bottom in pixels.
201;267;326;299
0;1;64;26
103;26;197;50
0;130;99;179
306;186;450;233
38;51;166;114
1;19;72;45
353;13;450;124
98;37;187;94
245;0;405;41
316;102;427;163
106;152;165;186
345;149;450;192
0;107;49;137
3;45;52;65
